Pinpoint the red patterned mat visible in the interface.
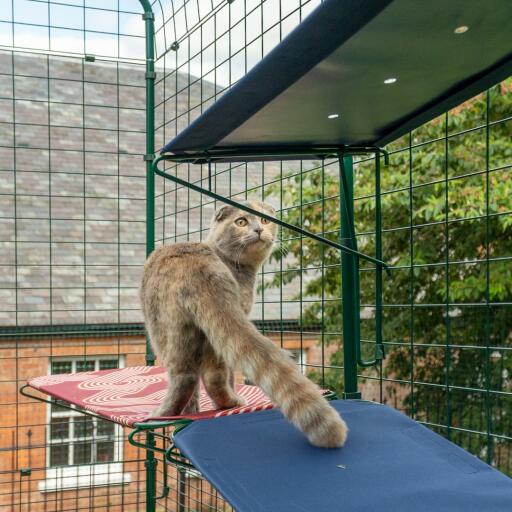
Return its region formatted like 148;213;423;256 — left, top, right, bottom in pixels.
28;366;274;427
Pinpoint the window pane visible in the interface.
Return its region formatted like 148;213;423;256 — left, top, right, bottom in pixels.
50;444;69;467
50;418;69;440
74;417;94;438
97;419;115;437
51;361;72;374
99;359;118;370
74;442;93;465
51;398;70;414
76;360;95;372
96;441;115;463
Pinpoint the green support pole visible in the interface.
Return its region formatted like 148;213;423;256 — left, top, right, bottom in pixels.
144;431;157;512
141;0;156;364
339;156;362;399
141;2;155;255
375;154;384;361
139;3;157;512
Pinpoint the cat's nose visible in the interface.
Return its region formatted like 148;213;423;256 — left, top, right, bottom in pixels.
254;227;263;236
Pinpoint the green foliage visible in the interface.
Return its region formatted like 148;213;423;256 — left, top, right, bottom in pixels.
266;80;512;472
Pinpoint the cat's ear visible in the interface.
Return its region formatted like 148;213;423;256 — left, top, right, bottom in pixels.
259;202;276;216
265;204;276;215
214;205;234;222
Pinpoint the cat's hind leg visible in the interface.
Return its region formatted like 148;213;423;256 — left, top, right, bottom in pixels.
201;341;246;410
151;330;203;417
181;382;200;414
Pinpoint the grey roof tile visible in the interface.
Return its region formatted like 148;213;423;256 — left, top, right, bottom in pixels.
1;51;300;327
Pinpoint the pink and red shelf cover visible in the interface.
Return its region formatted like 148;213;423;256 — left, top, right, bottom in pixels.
28;365;276;427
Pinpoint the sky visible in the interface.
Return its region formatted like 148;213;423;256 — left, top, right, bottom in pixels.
0;0;320;85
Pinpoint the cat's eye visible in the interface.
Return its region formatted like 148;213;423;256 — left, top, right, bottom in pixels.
260;217;270;225
235;217;248;227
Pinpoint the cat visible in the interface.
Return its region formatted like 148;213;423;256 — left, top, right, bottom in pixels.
140;200;348;448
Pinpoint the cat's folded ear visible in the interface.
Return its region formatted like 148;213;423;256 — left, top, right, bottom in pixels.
214;205;234;222
257;201;276;216
264;203;276;215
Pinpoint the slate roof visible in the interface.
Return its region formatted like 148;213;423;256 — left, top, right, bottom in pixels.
0;51;301;328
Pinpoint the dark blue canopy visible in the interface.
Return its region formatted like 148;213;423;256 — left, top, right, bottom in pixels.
174;400;512;512
161;0;512;160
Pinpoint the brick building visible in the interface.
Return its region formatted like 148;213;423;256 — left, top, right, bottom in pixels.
0;51;333;511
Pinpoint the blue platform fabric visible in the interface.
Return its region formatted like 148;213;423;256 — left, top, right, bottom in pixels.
173;400;512;512
161;0;512;159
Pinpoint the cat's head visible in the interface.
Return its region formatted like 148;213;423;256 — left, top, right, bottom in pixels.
207;201;277;267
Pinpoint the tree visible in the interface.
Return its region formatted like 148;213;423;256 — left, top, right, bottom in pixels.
264;80;512;473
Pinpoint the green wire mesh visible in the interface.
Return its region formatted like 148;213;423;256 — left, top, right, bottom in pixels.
152;0;511;480
0;1;511;511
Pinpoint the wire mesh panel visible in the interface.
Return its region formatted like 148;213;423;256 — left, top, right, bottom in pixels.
0;1;150;509
354;86;512;475
1;1;254;510
153;0;512;482
0;0;511;511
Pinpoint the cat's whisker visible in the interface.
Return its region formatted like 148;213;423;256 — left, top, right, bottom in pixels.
274;241;289;258
235;241;248;268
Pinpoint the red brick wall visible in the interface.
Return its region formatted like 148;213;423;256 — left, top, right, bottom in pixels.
1;332;328;511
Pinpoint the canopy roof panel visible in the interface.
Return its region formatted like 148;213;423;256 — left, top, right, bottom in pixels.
161;0;512;160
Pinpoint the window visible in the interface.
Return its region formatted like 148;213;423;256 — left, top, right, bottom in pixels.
287;349;307;374
245;348;308;386
40;357;130;492
49;358;118;467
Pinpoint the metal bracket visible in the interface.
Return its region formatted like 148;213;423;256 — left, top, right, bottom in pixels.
343;391;362;399
144;154;155;162
20;384;122;425
142;12;154;20
84;54;95;62
323;390;338;401
166;445;196;470
375;344;385;360
152;154;390;270
145;71;156;80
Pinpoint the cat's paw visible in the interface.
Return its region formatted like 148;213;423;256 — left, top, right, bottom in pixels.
215;394;247;410
182;401;199;414
230;395;247;408
182;395;200;414
151;404;170;417
307;411;348;448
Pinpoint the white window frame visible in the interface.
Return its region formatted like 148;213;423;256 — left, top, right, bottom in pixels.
287;348;307;374
39;356;131;493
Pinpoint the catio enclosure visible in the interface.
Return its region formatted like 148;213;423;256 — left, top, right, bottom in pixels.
0;0;511;511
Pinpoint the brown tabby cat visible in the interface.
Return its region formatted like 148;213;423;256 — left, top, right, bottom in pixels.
140;201;347;448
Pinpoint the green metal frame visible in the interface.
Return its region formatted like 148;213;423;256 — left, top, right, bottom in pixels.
152;152;389;269
22;378;341;512
5;1;510;509
140;2;158;510
150;149;389;404
141;104;390;508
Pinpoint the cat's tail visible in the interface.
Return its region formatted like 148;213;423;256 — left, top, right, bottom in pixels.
188;285;348;448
